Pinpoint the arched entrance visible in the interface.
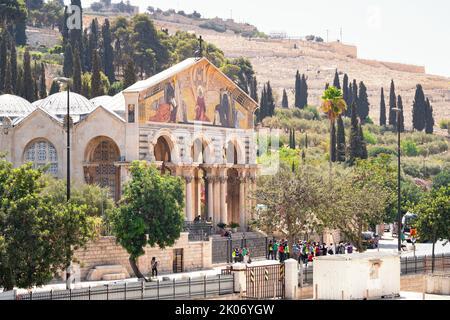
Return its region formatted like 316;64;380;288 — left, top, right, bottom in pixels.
84;136;121;201
227;168;240;225
154;135;173;174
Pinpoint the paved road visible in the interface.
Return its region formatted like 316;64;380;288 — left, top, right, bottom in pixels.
366;231;450;257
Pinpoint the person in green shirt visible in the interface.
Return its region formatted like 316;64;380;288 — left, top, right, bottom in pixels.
285;242;290;259
273;240;279;260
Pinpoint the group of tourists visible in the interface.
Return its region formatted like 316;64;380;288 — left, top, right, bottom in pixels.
295;241;354;265
268;239;354;265
267;239;291;262
232;246;252;264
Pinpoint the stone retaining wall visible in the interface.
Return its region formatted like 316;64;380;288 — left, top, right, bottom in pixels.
71;233;211;280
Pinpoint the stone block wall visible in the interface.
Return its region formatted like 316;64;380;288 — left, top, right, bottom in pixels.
72;233;211;280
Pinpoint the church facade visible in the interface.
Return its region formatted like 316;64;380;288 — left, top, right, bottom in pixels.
0;57;258;230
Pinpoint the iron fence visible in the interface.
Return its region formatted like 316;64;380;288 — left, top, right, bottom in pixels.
298;252;450;286
212;234;268;264
15;274;234;300
184;222;213;241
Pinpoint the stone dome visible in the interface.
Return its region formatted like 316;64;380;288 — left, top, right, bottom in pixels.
0;94;35;117
35;91;95;116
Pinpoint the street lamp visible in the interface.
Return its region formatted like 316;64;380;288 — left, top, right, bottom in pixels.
54;76;72;289
392;107;402;252
54;77;71;201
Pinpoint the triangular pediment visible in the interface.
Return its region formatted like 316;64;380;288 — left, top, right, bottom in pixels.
124;58;257;129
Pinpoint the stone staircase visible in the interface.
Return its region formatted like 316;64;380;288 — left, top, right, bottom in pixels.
86;265;130;281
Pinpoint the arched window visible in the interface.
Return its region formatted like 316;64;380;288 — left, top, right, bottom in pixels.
24;139;58;175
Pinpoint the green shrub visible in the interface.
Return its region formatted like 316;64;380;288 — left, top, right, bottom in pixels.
199;21;227;33
439;119;450;129
368;146;397;158
432;169;450;190
363;130;377;145
401;140;418;156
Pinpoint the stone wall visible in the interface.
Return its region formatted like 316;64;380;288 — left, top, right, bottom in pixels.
72;233;211;280
358;59;425;74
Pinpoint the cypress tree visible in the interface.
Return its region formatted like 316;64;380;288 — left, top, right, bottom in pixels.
342;74;349;107
412;84;426;131
336;115;346;162
82;28;89;72
292;129;296;148
289;128;293;149
379;87;386;126
49;80;60;95
0;32;7;92
388;79;397;127
9;38;17;94
358;81;369;123
23;48;34;102
62;5;69;45
87;18;99;73
282;89;288;108
333;69;341;89
39;63;47;99
358;124;368;159
102;19;115;83
33;78;39;102
349;102;362;165
16;67;24;98
250;76;258;102
81;73;91;98
91;50;103;97
266;82;275;117
3;56;12;94
260;85;267;122
15;19;27;46
72;47;82;94
330;120;337;162
294;70;301;108
344;82;352;117
63;43;73;77
69;0;83;51
300;74;308;108
397;95;405;133
425;98;434;134
305;132;308;149
123;59;136;89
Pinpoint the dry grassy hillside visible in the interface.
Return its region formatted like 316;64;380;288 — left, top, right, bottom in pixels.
153;19;450;132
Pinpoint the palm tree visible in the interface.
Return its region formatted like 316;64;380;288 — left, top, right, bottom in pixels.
320;86;347;175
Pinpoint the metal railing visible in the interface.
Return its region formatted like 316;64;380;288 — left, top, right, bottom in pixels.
15;274;234;300
298;253;450;286
183;222;213;241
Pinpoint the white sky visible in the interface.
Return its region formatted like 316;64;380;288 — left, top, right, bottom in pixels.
77;0;450;77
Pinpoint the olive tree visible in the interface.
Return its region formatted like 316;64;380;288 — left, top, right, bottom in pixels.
0;160;96;291
413;186;450;272
111;161;185;280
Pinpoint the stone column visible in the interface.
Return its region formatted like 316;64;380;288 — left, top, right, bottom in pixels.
206;175;214;222
219;174;228;224
213;176;220;224
239;174;246;232
184;175;193;221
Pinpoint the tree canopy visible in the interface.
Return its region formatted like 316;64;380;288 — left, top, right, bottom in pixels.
111;161;185;280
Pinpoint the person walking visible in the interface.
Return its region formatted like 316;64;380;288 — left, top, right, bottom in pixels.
328;243;334;255
268;240;274;260
279;240;285;263
347;243;353;254
242;246;249;264
151;257;158;277
273;240;279;260
285;241;290;259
